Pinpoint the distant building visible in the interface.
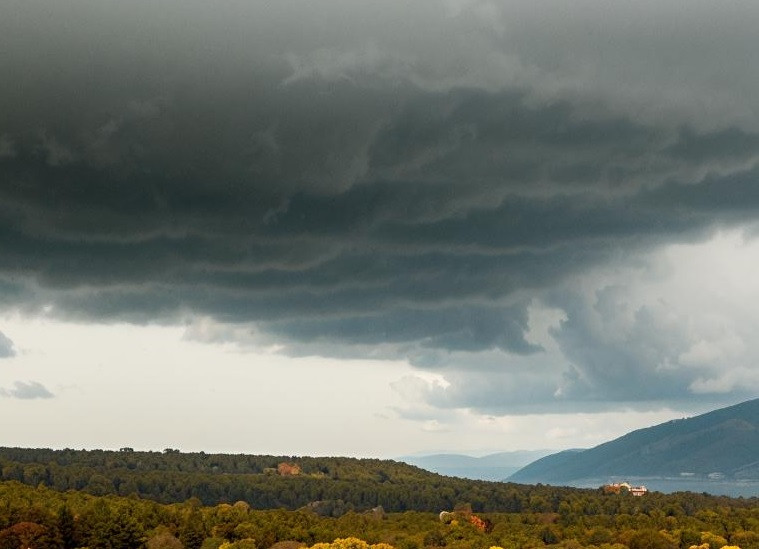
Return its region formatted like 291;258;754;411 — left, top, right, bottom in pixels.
629;485;648;496
602;482;631;494
277;462;301;476
602;482;647;496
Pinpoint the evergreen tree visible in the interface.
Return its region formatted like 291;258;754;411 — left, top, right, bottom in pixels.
56;506;76;549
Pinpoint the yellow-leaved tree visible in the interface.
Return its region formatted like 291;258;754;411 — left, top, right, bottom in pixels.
307;538;395;549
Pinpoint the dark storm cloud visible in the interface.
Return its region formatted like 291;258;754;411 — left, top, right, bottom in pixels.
2;0;759;410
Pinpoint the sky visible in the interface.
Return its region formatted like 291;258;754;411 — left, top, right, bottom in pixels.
2;0;759;459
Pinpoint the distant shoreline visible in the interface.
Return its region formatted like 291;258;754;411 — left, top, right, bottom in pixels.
563;477;759;498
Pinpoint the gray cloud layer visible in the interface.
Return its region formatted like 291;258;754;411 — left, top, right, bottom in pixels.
0;331;15;358
2;0;759;412
0;381;54;400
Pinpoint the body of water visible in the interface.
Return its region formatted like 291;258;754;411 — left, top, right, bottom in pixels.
567;477;759;498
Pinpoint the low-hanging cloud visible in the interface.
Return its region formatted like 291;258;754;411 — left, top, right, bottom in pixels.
0;381;54;400
0;331;15;358
2;0;759;413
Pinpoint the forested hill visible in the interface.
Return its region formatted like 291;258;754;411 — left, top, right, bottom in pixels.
1;446;574;513
0;447;431;481
2;479;759;549
510;397;759;484
3;449;759;549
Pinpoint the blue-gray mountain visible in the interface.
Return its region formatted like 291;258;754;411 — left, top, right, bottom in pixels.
509;398;759;484
400;450;551;481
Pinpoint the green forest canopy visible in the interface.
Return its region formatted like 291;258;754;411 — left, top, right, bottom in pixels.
2;447;759;549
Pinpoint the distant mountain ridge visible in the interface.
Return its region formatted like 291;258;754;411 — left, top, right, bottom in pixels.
400;450;551;481
509;398;759;484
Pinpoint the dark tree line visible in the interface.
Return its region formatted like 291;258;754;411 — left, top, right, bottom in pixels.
1;447;757;517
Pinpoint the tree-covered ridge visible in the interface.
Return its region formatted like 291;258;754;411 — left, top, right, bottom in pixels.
0;447;453;510
510;398;759;484
2;479;759;549
2;447;758;515
0;447;432;480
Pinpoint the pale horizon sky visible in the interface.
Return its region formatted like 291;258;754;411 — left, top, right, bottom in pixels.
2;313;689;458
2;0;759;459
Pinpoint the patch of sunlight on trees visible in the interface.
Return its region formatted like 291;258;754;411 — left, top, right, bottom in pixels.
307;538;395;549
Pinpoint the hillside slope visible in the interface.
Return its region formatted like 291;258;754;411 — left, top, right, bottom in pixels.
400;450;551;481
0;446;581;512
509;398;759;484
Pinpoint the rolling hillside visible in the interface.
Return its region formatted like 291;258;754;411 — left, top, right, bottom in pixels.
400;450;551;481
509;398;759;484
0;446;585;512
